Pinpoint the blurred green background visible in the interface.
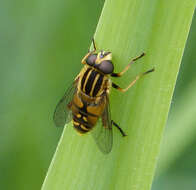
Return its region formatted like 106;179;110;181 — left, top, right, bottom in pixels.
0;1;195;189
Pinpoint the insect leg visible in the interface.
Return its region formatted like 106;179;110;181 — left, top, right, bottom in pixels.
111;53;145;77
111;120;127;136
112;68;155;92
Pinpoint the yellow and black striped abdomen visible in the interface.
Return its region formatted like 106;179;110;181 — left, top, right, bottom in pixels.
72;113;92;134
80;67;105;97
70;92;102;134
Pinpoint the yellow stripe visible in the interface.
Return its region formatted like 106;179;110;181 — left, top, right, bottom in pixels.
76;113;82;118
80;124;89;131
83;69;92;92
90;73;100;96
73;120;80;126
83;116;88;122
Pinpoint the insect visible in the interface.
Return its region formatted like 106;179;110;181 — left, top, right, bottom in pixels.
53;39;154;154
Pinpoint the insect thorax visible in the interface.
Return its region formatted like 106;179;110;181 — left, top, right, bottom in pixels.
78;65;110;97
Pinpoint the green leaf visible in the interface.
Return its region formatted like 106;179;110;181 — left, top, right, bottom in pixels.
155;16;196;176
42;0;195;189
156;80;196;176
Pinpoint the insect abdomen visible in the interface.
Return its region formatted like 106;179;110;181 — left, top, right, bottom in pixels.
71;93;98;134
80;67;104;97
72;113;91;134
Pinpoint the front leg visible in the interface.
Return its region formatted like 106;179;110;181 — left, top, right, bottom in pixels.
111;53;145;77
112;68;155;92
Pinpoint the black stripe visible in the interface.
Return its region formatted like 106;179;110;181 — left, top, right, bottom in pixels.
93;74;104;96
73;124;88;133
81;68;91;91
85;70;99;95
72;102;99;117
73;117;90;133
73;114;91;129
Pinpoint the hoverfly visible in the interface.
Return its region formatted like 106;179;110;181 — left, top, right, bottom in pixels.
53;39;154;154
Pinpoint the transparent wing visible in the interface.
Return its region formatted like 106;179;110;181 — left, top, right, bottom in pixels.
91;94;113;154
53;80;78;127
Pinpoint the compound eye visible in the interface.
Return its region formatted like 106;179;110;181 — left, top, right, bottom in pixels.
86;54;97;66
98;60;114;74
